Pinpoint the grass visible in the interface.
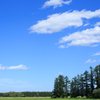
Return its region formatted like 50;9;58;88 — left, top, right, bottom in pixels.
0;97;99;100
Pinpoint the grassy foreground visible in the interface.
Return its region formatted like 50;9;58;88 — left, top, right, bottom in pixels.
0;97;100;100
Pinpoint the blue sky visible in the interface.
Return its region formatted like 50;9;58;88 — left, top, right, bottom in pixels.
0;0;100;92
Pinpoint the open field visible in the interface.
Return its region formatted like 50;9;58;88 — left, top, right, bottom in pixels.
0;97;100;100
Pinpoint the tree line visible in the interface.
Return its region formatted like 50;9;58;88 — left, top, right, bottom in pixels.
0;91;52;97
52;64;100;98
0;64;100;98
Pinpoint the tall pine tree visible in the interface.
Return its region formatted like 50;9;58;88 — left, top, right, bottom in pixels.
89;66;95;94
58;75;65;98
64;76;70;97
94;65;100;89
83;70;90;97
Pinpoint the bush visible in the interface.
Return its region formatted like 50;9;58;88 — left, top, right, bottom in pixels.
82;96;87;99
67;96;70;98
87;93;92;98
51;95;56;98
76;96;82;98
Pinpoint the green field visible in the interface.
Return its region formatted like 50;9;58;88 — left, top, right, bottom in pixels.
0;97;100;100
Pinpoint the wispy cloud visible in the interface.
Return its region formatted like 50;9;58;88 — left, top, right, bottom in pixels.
7;65;28;70
0;78;23;84
59;72;63;75
84;23;90;27
94;22;100;26
58;45;66;48
93;52;100;56
58;26;100;47
0;64;6;70
42;0;72;9
0;64;29;70
0;78;39;92
29;9;100;34
85;59;96;63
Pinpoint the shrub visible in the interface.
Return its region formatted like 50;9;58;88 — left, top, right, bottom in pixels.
87;93;92;98
77;96;82;98
51;95;56;98
67;96;70;98
82;96;87;99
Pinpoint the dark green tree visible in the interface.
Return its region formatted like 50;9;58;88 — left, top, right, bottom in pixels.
76;74;81;96
64;76;70;97
89;66;95;94
58;75;65;98
70;79;75;97
51;64;100;99
94;65;100;89
72;76;79;97
83;70;90;97
80;74;84;96
52;78;59;98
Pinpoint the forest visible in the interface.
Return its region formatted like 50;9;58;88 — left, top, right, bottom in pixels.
51;64;100;98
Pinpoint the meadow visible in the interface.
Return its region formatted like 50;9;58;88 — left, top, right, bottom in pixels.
0;97;100;100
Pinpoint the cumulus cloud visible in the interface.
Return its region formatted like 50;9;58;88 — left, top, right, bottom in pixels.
58;26;100;47
29;9;100;34
93;52;100;56
0;64;29;70
42;0;72;9
85;59;96;63
95;22;100;26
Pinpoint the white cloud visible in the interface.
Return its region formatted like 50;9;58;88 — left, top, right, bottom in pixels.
0;64;6;70
85;59;96;63
91;44;98;47
99;59;100;61
0;78;23;84
0;67;5;70
42;0;72;9
59;26;100;47
29;9;100;34
84;23;90;27
0;64;29;70
59;72;63;75
0;78;39;92
94;22;100;26
7;65;28;69
58;45;66;48
93;52;100;56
